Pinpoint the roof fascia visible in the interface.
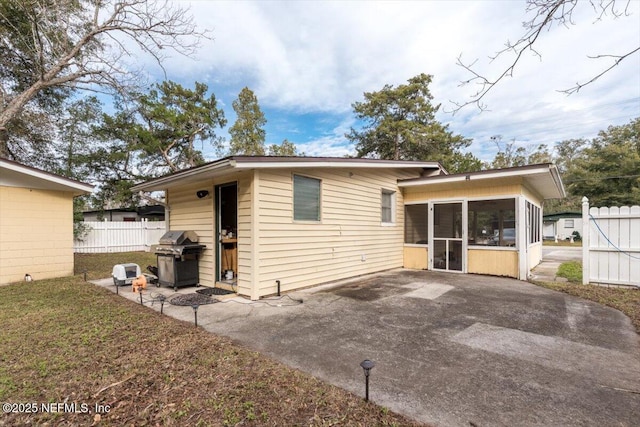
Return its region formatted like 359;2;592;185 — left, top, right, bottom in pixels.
131;158;235;191
0;159;94;195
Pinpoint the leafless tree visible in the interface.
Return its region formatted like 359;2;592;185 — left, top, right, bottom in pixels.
452;0;638;112
0;0;209;156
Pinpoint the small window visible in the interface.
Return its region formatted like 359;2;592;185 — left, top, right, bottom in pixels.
293;175;321;221
381;190;395;224
565;219;574;228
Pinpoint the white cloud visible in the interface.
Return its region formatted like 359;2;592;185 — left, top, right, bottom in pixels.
154;0;639;161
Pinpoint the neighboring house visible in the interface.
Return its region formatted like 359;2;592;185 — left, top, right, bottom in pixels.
83;205;165;222
132;156;565;300
543;212;582;241
0;159;93;285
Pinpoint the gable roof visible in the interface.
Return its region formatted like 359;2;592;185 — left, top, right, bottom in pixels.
0;158;93;196
131;156;446;191
398;163;566;200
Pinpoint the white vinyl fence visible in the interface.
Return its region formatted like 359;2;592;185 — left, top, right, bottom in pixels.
74;220;166;253
582;197;640;287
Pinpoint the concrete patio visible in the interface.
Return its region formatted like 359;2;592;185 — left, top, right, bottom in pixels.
93;268;640;426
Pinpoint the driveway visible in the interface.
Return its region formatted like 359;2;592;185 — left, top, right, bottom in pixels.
96;269;640;426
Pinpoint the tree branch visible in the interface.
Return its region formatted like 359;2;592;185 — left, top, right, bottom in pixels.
450;0;638;113
559;47;640;94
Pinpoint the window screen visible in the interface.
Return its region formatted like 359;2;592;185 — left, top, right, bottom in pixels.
467;198;516;247
293;175;321;221
405;204;428;244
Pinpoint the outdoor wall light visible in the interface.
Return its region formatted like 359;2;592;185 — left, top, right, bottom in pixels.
192;303;199;327
196;190;209;199
360;359;375;401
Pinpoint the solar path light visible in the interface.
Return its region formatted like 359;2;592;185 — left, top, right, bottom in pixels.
192;304;199;327
360;359;375;401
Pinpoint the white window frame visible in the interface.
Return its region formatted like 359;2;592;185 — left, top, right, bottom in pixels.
293;174;321;222
381;189;396;225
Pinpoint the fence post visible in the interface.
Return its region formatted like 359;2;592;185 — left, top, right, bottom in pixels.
581;197;589;285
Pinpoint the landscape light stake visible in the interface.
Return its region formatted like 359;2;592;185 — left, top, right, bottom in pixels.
158;295;166;314
115;282;119;295
192;304;199;327
360;359;375;402
138;285;144;305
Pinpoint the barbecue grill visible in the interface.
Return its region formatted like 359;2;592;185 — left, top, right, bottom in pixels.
153;230;206;291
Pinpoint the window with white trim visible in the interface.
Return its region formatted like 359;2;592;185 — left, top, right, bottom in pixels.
381;189;396;224
293;174;321;221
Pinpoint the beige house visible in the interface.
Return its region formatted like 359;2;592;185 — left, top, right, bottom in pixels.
132;157;564;299
0;159;93;285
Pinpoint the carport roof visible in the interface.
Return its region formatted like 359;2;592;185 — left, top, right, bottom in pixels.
398;163;566;200
131;156;446;191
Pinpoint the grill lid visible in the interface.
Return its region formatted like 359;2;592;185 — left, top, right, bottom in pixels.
159;230;199;245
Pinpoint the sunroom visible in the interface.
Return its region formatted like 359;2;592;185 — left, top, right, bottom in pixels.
399;164;565;280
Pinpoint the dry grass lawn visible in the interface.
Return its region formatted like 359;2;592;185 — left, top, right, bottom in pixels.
0;253;425;426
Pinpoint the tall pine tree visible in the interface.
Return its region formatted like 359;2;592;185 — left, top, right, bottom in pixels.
229;87;267;155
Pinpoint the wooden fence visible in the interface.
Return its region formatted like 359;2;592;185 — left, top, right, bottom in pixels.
74;220;166;253
582;197;640;287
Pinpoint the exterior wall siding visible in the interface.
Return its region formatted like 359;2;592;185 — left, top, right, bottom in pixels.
166;172;252;292
237;171;253;297
403;178;523;203
528;243;542;270
254;168;416;297
167;180;215;287
468;249;518;278
403;246;429;269
0;186;74;284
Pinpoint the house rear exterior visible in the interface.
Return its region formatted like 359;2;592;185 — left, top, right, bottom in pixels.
0;159;93;285
132;156;564;299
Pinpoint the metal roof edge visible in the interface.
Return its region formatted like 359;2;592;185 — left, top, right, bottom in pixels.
398;163;557;186
132;156;445;191
398;163;566;200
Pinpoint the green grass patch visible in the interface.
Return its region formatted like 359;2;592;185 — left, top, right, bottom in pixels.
556;261;582;283
0;259;425;426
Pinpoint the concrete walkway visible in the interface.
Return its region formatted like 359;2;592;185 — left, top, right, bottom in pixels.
92;267;640;427
530;246;582;282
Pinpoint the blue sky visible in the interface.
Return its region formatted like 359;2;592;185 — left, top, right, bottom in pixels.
128;1;640;163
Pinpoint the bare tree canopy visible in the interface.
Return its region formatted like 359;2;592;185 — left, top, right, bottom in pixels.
454;0;639;112
0;0;206;156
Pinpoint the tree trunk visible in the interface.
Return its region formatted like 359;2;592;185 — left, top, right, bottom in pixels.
0;127;7;158
0;82;46;158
